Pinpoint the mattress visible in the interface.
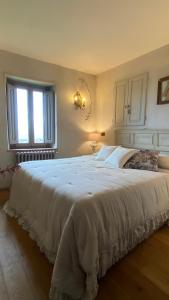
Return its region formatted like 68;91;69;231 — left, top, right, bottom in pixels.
4;155;169;300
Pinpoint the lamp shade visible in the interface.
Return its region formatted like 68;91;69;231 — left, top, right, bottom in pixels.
88;132;100;142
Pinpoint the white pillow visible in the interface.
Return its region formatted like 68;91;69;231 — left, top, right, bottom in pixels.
105;146;138;168
158;154;169;169
95;145;118;161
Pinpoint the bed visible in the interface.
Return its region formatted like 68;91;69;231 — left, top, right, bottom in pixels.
4;154;169;300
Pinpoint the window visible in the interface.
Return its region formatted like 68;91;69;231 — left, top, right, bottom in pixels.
7;79;55;149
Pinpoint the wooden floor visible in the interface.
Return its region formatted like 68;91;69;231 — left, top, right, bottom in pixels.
1;190;169;300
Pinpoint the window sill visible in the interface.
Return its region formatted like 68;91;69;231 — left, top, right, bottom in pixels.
8;147;58;153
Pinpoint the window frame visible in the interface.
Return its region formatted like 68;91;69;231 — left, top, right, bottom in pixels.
7;79;55;149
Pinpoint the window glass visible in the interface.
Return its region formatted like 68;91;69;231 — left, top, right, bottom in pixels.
33;91;44;143
16;88;29;143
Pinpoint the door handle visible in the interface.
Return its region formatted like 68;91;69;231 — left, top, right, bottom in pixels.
125;104;131;114
128;107;131;114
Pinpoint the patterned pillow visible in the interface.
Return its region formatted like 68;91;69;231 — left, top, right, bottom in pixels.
124;149;159;172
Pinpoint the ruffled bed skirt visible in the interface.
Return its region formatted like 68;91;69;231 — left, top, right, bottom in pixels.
4;203;56;264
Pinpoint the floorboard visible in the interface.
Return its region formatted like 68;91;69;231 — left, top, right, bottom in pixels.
1;190;169;300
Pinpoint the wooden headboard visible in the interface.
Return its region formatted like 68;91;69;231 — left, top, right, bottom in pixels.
116;129;169;153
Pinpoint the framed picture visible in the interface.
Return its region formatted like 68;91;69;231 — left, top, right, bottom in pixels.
157;76;169;105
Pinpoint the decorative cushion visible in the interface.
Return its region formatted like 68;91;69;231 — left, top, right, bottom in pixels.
95;145;118;161
124;149;159;172
105;146;138;168
158;154;169;169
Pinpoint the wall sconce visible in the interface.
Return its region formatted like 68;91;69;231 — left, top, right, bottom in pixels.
74;90;85;110
73;78;92;120
89;132;100;153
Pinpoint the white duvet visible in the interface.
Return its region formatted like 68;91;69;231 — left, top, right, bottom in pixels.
4;155;169;300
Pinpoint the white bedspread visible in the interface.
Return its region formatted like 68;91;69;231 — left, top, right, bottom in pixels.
4;155;169;300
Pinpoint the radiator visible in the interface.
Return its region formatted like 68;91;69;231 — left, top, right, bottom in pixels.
16;150;55;164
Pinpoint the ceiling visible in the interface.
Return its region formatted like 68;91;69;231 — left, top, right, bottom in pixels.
0;0;169;75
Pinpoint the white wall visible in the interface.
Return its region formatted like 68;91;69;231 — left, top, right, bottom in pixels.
96;44;169;144
0;50;96;188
